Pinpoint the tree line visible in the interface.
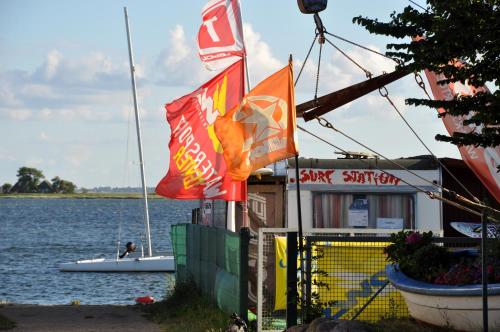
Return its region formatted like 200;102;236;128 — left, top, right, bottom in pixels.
2;167;76;194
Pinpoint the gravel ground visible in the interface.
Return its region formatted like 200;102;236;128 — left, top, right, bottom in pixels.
0;304;161;332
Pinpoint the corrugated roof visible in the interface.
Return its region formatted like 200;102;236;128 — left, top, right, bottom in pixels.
287;155;439;170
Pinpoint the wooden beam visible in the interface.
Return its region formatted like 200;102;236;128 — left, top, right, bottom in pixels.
296;68;411;122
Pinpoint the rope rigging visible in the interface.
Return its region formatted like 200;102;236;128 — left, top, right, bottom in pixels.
298;123;498;222
293;10;499;220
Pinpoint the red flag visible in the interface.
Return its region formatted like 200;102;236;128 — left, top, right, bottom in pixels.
156;60;246;200
214;62;298;181
424;69;500;203
197;0;245;71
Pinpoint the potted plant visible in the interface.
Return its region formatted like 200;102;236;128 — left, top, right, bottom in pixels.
384;230;500;331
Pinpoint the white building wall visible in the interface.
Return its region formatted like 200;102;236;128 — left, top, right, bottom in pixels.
287;190;313;230
286;168;443;232
415;192;442;231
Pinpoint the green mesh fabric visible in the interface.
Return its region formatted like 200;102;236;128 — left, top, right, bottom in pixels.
171;224;187;280
171;224;242;314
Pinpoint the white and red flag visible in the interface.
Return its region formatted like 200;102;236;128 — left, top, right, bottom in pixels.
197;0;245;71
424;68;500;203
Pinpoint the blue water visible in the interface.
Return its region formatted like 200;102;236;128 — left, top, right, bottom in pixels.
0;198;198;305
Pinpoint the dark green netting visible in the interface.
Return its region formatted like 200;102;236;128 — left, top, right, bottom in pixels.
171;224;241;314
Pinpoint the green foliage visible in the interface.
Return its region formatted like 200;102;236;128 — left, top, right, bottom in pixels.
1;183;12;194
386;230;500;285
15;167;44;193
384;231;450;282
353;1;500;148
296;246;336;323
51;176;76;194
8;167;76;194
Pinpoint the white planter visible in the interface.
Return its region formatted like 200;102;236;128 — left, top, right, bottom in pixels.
386;265;500;331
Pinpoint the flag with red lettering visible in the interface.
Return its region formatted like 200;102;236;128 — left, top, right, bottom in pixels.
197;0;245;71
156;60;246;200
424;68;500;203
214;61;298;181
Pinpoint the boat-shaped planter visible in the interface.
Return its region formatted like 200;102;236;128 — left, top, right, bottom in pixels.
386;264;500;331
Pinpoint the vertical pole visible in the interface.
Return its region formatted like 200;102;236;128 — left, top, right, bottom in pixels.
257;228;265;332
243;181;249;228
227;202;236;231
305;240;312;322
124;7;152;257
239;227;250;324
286;231;298;328
481;210;489;332
294;154;305;318
241;33;250;229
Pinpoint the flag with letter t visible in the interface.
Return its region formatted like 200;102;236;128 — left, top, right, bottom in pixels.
214;61;298;181
197;0;245;71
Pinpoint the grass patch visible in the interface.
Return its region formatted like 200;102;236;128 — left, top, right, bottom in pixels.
143;281;231;332
0;313;16;331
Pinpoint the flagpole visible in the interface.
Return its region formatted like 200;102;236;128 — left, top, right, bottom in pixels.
238;0;251;92
290;53;305;316
238;0;251;228
242;53;250;228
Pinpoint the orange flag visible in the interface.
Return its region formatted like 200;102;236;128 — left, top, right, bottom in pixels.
214;61;298;181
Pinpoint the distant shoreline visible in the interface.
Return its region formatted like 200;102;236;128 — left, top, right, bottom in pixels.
0;193;166;199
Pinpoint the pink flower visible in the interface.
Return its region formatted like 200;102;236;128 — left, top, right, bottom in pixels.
405;232;422;244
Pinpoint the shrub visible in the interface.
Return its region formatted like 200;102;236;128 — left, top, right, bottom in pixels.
385;230;500;285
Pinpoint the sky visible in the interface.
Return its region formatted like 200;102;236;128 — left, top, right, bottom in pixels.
0;0;462;189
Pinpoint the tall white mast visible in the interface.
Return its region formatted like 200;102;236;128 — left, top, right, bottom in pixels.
124;7;152;257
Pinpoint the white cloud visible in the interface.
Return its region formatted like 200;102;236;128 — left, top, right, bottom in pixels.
8;108;32;120
39;132;50;141
64;145;91;167
154;25;210;86
0;49;139;123
44;49;62;80
164;25;191;67
243;23;283;84
0;154;16;162
26;157;44;167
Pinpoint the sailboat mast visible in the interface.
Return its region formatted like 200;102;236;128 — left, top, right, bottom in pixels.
124;7;152;257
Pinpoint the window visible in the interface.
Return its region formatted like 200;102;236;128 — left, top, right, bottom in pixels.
313;192;414;229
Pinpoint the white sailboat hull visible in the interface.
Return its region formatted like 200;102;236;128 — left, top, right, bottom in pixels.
59;255;175;272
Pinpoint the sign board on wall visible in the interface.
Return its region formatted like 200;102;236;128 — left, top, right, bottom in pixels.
348;199;369;227
376;218;404;229
201;200;213;225
288;168;439;188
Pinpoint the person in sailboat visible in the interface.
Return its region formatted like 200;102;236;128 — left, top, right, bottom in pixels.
119;241;137;259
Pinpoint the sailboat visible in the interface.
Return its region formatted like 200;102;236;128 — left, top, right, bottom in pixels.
59;8;175;272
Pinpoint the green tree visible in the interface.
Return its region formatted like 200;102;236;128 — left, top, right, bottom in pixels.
51;176;62;193
353;0;499;148
15;167;45;193
2;183;12;193
52;176;76;194
60;180;76;194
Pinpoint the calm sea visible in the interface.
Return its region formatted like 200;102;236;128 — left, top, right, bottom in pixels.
0;198;198;305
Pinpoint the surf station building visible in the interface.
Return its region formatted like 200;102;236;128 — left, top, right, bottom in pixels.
196;154;498;236
286;156;441;232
